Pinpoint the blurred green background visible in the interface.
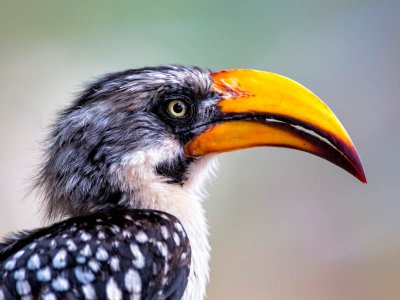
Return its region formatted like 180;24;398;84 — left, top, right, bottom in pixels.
1;0;399;299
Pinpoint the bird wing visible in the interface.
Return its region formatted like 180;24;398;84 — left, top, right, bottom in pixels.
0;209;191;300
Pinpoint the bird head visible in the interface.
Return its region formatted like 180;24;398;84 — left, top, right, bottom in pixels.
37;65;365;219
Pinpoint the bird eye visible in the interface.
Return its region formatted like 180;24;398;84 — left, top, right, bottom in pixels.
167;99;187;118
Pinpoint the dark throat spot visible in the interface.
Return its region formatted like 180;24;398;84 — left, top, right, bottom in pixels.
156;156;196;185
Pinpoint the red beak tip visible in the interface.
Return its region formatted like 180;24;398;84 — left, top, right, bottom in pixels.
360;174;367;184
355;168;367;184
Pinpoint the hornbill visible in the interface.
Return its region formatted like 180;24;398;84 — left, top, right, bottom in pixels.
0;65;366;300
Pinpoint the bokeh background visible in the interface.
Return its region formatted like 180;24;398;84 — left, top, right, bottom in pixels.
1;1;399;299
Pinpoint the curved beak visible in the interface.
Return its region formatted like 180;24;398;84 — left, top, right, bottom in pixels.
184;69;366;183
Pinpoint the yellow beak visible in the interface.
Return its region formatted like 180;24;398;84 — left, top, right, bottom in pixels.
184;69;366;183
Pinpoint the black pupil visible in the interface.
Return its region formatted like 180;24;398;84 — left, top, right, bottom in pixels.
173;102;184;114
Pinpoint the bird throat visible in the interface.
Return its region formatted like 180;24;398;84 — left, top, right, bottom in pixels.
156;156;197;185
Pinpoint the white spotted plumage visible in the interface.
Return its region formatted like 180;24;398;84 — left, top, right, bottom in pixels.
95;247;109;261
134;231;148;243
74;266;95;284
156;241;169;257
42;292;57;300
52;249;67;269
124;269;142;295
4;259;16;271
16;280;31;296
80;232;91;242
13;269;26;281
80;245;92;257
109;256;120;272
51;276;69;292
36;266;51;282
27;254;41;270
66;239;77;252
130;244;145;269
88;259;101;272
82;283;96;299
106;277;122;300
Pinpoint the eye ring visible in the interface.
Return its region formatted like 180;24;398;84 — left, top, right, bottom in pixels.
167;99;188;118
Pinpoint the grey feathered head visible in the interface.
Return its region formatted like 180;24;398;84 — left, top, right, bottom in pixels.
36;65;217;219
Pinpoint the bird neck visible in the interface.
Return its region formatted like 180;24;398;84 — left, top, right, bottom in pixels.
117;155;218;300
132;185;209;300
